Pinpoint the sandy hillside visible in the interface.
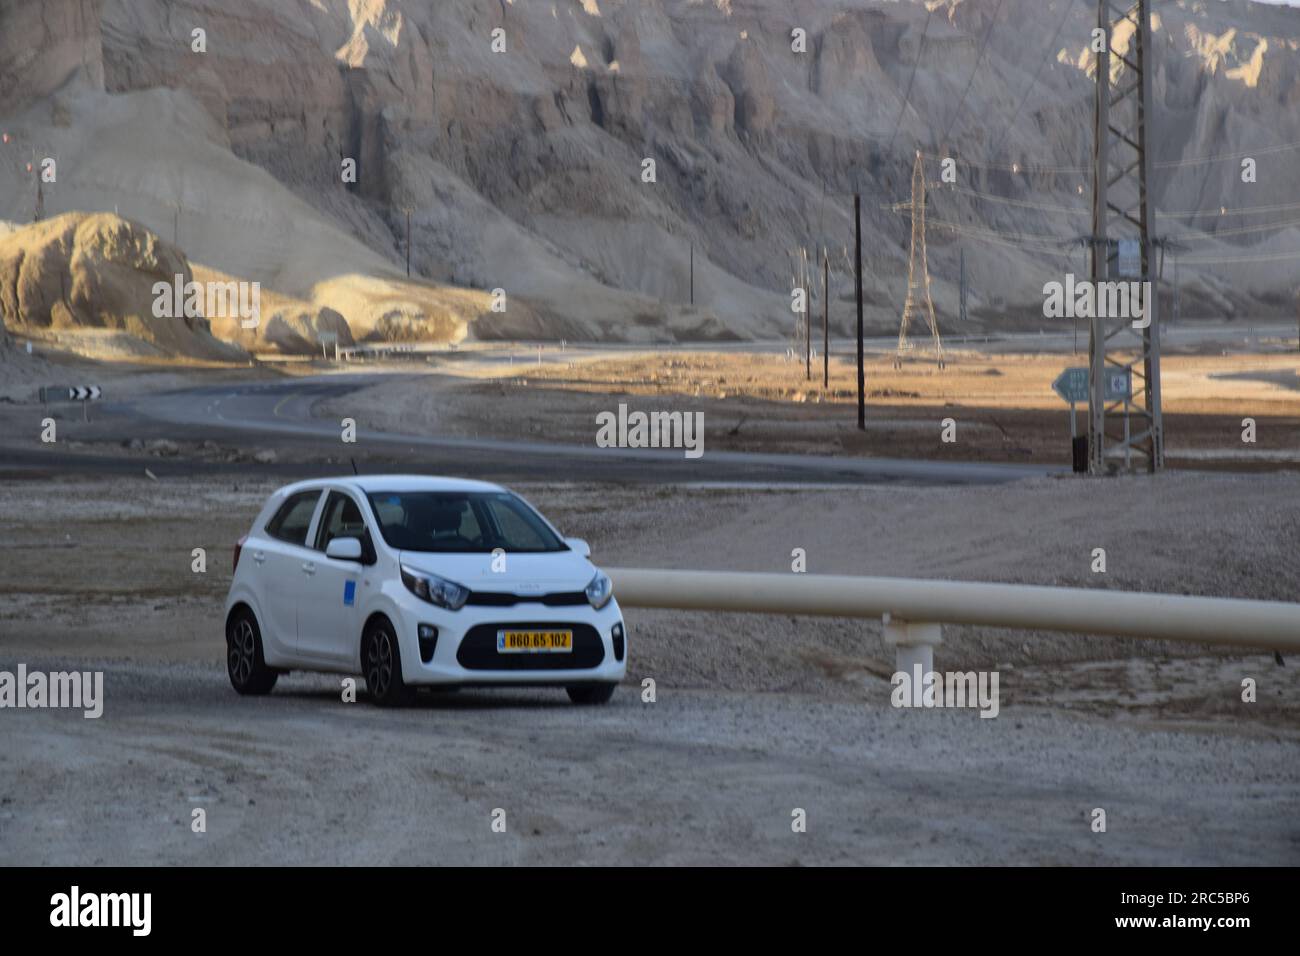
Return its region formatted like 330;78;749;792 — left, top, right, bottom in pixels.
0;86;516;356
0;212;242;361
3;0;1299;347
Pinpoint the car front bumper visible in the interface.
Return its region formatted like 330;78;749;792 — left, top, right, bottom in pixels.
390;594;627;687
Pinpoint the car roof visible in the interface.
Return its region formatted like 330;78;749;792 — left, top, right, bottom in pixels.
274;475;506;497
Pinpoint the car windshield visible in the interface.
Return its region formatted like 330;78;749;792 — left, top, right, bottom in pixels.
366;491;567;554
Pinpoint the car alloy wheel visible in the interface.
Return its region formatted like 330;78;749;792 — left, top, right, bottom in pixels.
225;608;278;695
366;629;395;697
364;620;412;706
229;618;256;686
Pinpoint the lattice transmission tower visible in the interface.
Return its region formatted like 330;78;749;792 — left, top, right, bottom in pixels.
895;151;945;369
1089;0;1163;472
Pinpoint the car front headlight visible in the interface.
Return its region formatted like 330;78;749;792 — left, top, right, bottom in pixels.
401;565;470;611
585;571;613;610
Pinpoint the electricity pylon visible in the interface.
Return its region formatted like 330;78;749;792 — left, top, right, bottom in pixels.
1089;0;1162;473
896;151;945;369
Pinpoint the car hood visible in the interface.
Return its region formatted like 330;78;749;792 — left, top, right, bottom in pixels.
397;549;597;594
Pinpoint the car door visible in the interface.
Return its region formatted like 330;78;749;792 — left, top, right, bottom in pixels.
296;489;368;664
256;489;325;659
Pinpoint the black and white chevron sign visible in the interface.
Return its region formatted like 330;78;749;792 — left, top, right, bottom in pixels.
41;385;103;403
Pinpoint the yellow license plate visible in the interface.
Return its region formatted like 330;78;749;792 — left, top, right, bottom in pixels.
497;629;573;653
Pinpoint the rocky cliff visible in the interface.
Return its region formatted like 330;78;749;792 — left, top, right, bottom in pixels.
2;0;1297;352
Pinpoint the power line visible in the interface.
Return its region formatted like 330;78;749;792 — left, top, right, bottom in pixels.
1169;216;1300;241
922;136;1300;175
991;0;1079;148
1157;199;1300;218
1154;138;1300;169
901;202;1300;255
922;218;1070;245
885;5;934;156
919;149;1090;174
936;183;1089;215
915;178;1300;227
934;227;1079;257
937;183;1300;225
939;0;1007;146
1179;248;1300;265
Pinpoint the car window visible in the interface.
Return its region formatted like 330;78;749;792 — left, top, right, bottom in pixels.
315;491;368;551
366;491;564;553
481;496;553;551
265;491;321;546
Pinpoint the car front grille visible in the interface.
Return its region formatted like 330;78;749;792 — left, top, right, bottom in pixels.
466;590;587;607
456;622;605;671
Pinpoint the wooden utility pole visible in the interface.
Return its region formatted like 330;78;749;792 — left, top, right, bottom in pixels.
803;247;811;381
822;248;829;389
854;194;865;431
959;247;968;326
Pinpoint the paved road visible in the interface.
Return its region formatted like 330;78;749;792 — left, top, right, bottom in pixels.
4;373;1059;485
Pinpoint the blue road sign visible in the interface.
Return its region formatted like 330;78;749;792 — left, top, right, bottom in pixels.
1053;367;1132;404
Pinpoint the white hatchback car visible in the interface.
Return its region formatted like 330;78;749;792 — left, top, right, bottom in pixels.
223;475;626;706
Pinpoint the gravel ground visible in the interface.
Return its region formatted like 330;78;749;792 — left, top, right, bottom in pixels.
1;472;1298;864
1;660;1296;866
317;349;1300;467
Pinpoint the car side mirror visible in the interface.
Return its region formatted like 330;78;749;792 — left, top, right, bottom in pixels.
565;537;591;559
326;536;363;561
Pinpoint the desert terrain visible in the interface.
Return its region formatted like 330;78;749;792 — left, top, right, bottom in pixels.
1;334;1299;865
2;472;1298;865
1;0;1298;869
317;340;1300;466
4;0;1300;359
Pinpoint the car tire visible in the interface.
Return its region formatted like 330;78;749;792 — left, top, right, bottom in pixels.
566;683;616;705
363;618;413;707
226;608;279;696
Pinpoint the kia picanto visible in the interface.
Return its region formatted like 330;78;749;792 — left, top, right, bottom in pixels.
223;476;626;706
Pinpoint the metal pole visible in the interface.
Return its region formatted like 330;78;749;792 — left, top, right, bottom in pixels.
689;243;694;306
1089;0;1109;475
1089;0;1162;473
1137;0;1164;472
823;248;830;389
854;194;865;431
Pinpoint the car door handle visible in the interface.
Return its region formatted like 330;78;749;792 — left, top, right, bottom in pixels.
253;551;266;564
302;561;316;575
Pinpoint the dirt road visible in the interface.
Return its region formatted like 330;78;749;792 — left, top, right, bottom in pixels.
4;660;1296;866
1;473;1298;864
